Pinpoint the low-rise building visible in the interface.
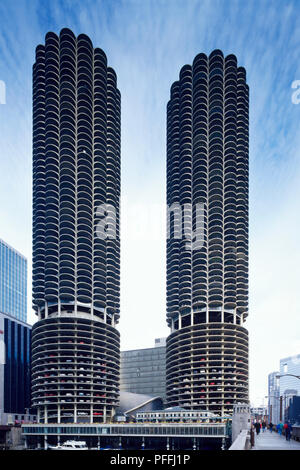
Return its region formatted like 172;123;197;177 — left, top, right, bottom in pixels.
0;239;27;323
136;406;218;423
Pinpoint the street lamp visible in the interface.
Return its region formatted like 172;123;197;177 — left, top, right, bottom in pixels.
265;395;282;422
275;374;300;380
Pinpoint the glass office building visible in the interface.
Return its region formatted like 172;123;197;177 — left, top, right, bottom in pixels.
120;339;166;402
0;239;27;323
268;371;280;424
279;355;300;396
279;355;300;420
31;29;121;424
166;50;249;415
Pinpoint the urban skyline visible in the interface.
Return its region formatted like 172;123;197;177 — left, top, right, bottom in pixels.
0;0;299;407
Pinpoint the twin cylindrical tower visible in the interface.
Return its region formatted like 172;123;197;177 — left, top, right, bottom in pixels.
166;50;249;415
31;30;249;424
32;29;120;424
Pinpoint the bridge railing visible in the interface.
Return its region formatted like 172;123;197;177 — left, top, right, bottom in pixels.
228;429;251;450
272;424;300;441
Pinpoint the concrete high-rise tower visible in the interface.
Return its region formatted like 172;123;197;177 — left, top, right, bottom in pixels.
31;29;120;424
166;50;249;415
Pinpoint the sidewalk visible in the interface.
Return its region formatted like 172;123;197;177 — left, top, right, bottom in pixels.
252;430;300;450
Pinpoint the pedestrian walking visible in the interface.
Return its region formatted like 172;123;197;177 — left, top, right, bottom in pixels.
279;421;284;435
254;421;261;435
286;422;292;441
262;421;266;433
269;422;273;433
277;422;283;436
276;423;281;435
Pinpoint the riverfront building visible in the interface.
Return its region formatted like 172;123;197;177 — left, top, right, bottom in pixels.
166;50;249;415
22;422;229;450
31;28;121;424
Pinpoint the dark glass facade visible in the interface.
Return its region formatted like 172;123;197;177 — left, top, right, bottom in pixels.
166;50;249;415
120;344;166;402
0;313;31;416
31;29;120;424
287;396;300;425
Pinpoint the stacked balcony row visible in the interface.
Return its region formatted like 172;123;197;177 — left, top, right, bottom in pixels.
32;28;120;322
166;50;249;326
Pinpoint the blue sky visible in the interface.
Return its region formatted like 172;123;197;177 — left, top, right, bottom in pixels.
0;0;299;405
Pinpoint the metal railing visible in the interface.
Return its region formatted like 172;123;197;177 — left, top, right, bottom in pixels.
228;429;251;450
